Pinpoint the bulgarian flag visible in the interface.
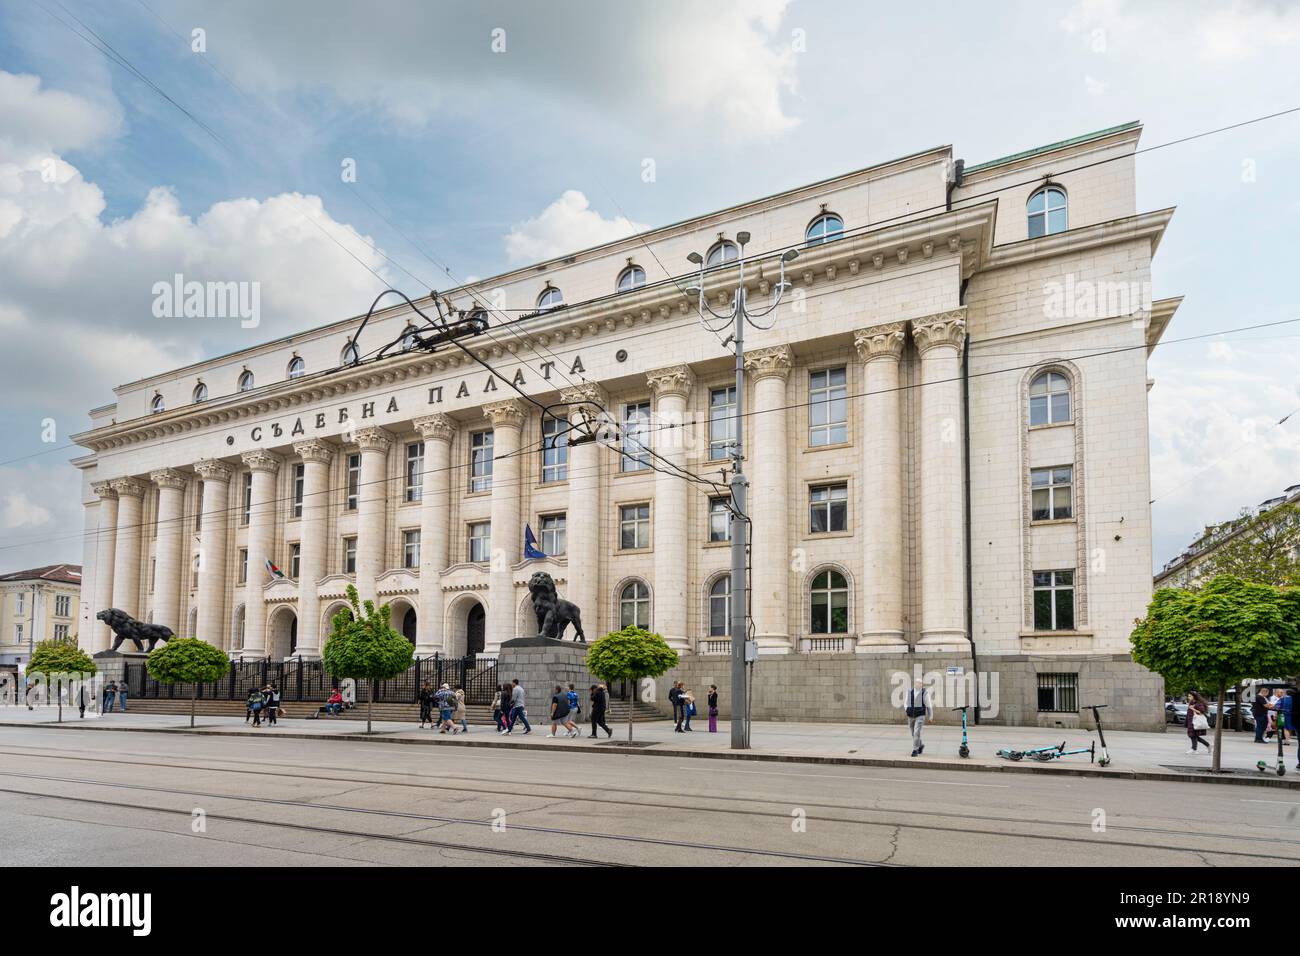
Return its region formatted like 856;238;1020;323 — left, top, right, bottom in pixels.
265;559;285;580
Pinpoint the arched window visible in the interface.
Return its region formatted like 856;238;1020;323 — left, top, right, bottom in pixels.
617;264;646;292
150;393;165;414
619;580;651;630
706;240;739;268
810;569;849;634
237;370;254;392
341;341;359;365
287;356;305;379
1029;371;1072;426
1027;186;1067;238
537;286;564;311
805;212;844;245
192;383;208;403
400;325;419;351
709;575;731;637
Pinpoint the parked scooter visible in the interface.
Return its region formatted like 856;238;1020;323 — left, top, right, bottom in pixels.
996;742;1066;762
1086;703;1112;767
952;705;971;758
1257;713;1286;776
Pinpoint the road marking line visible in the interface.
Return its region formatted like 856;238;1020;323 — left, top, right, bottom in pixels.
1242;799;1300;806
677;766;1009;787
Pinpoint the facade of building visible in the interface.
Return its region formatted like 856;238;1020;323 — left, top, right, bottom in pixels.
0;564;83;670
1155;482;1300;589
73;123;1175;727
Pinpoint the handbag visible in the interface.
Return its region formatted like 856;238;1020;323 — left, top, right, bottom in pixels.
1192;712;1209;731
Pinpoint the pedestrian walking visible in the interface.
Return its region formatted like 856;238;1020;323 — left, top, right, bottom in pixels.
564;683;581;737
1253;686;1270;743
117;681;129;712
265;685;280;726
434;683;456;733
707;685;718;734
77;682;89;719
1185;691;1212;755
453;686;469;733
247;688;264;727
103;680;117;715
1277;688;1294;750
682;687;696;731
670;681;684;733
588;684;612;738
418;680;435;728
549;684;573;737
905;678;933;757
496;683;512;733
506;678;531;734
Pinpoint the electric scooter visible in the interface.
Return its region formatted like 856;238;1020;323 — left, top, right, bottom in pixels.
1257;713;1286;777
1086;703;1112;767
1028;740;1096;763
996;742;1066;762
952;706;971;758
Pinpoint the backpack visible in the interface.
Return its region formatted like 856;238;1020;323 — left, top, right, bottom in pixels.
905;689;926;718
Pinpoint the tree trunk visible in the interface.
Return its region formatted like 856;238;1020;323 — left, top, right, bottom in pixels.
191;684;197;728
367;678;374;734
57;678;62;724
627;679;635;744
1212;676;1226;773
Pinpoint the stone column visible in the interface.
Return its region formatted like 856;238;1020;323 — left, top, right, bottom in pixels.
89;481;118;652
561;383;606;637
109;478;147;624
913;309;967;649
353;427;392;601
293;439;333;659
646;364;694;652
484;399;526;652
148;469;188;636
193;458;233;649
853;323;908;652
414;414;455;656
744;345;794;654
240;450;281;658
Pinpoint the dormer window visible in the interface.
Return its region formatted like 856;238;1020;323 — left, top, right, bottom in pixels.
400;325;419;350
1027;186;1067;238
192;383;208;403
238;370;254;392
287;356;305;379
537;286;564;311
706;240;739;268
341;341;359;365
617;264;646;292
805;213;844;246
150;393;165;414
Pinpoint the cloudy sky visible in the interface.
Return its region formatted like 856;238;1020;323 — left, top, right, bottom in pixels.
0;0;1298;574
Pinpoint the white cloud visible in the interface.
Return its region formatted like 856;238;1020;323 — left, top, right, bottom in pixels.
0;71;120;154
504;190;648;264
1061;0;1300;62
0;490;51;530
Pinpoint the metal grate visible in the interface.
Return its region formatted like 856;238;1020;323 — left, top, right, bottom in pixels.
1036;672;1078;713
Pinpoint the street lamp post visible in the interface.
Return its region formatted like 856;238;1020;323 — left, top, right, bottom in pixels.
687;235;798;749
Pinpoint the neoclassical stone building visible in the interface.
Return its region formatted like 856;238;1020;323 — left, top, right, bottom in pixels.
73;122;1175;727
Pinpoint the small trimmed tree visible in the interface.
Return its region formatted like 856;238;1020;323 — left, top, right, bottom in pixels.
146;637;232;728
322;585;414;733
27;637;96;723
1131;574;1300;772
585;625;679;743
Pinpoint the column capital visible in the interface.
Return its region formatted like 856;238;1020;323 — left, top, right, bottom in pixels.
194;458;234;483
149;468;189;491
109;477;146;498
483;399;527;430
744;345;794;382
559;381;607;410
91;480;118;500
853;322;907;363
293;438;335;465
646;364;694;400
912;308;967;354
241;449;282;474
354;426;393;453
413;413;457;443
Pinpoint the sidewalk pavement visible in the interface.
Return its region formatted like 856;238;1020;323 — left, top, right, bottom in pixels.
3;705;1297;788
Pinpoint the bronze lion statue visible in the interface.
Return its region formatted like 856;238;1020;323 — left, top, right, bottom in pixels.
527;571;585;642
96;608;173;652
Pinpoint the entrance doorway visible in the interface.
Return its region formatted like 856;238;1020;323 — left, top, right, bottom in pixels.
467;603;485;656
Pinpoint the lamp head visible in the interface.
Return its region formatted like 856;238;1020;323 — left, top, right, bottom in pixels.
687;252;703;265
782;248;799;262
736;230;751;246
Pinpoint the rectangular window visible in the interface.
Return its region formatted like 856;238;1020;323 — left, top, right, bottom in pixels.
191;555;200;589
195;482;204;530
16;593;24;615
542;416;569;483
290;543;300;579
810;483;849;533
709;496;732;543
15;623;23;643
241;471;252;525
1037;673;1078;713
1032;570;1075;631
56;595;71;617
346;454;361;511
405;441;424;503
809;367;848;446
540;513;567;556
708;386;737;461
619;503;651;550
343;537;357;574
403;530;421;569
238;549;248;584
468;522;492;563
620;402;651;472
151;558;156;591
292;463;304;518
470;430;494;493
1031;466;1073;521
54;624;69;641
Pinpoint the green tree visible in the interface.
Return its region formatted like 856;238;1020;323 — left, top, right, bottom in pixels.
1131;574;1300;772
146;637;232;728
1201;503;1300;588
585;626;679;742
27;636;96;723
322;585;414;733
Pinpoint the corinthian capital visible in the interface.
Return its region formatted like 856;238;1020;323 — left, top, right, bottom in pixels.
354;426;393;453
413;413;456;443
484;399;527;430
646;364;694;400
109;477;146;498
194;458;234;483
853;322;907;363
912;308;967;355
241;449;282;474
743;345;794;382
149;468;189;491
91;480;118;500
293;438;335;465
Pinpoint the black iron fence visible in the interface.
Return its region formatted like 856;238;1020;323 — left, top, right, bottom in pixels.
123;655;498;705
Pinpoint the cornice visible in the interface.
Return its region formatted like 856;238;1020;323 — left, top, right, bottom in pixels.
983;207;1175;274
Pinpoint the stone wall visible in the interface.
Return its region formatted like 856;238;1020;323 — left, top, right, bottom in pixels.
652;652;1166;732
496;641;596;720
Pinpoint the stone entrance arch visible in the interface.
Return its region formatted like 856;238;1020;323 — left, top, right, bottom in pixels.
267;606;297;660
444;593;486;658
389;598;417;645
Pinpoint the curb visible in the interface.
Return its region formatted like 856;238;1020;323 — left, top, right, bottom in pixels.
7;720;1299;790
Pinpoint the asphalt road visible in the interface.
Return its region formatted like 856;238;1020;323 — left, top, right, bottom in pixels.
2;725;1298;866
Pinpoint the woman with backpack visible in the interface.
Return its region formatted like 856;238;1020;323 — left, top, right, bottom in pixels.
1185;691;1212;755
247;688;264;727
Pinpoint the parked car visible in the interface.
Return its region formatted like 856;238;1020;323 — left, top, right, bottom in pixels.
1166;700;1188;724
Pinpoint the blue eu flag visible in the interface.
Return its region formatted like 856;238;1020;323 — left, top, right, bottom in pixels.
524;524;547;560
